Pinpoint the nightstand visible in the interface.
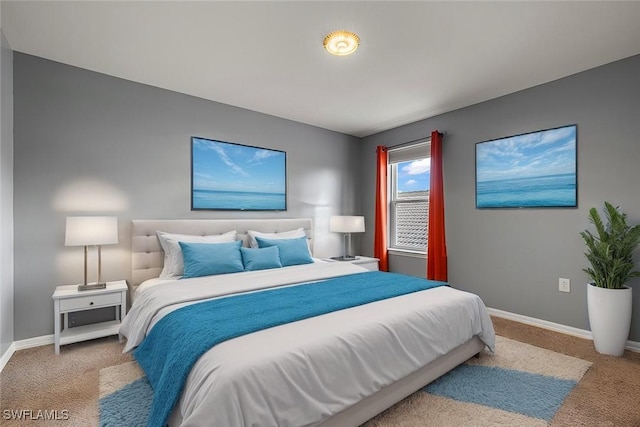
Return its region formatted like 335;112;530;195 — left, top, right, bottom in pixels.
52;280;127;354
323;256;380;271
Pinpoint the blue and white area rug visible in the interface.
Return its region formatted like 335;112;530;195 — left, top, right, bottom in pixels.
99;336;591;427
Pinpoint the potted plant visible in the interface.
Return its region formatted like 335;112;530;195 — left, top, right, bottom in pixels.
580;201;640;356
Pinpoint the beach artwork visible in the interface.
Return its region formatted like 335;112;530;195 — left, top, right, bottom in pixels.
475;125;577;208
191;137;286;211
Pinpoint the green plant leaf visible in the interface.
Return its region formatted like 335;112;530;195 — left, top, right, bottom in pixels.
581;202;640;289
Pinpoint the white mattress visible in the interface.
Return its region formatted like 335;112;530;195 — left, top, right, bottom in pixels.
120;263;495;427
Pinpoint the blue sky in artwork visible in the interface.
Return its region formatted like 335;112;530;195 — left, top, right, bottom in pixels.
192;138;286;194
476;125;576;183
397;158;430;192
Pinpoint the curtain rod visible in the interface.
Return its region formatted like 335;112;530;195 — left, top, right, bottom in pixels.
387;131;446;150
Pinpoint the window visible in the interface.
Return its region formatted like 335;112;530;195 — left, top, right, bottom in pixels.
389;141;430;253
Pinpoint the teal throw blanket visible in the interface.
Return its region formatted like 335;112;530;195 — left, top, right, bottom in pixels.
134;271;447;426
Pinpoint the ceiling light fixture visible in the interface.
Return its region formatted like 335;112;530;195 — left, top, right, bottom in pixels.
323;30;360;56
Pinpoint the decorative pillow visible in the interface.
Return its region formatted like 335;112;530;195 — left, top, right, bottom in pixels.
157;230;237;278
240;246;283;271
255;236;314;267
179;240;244;279
247;228;306;249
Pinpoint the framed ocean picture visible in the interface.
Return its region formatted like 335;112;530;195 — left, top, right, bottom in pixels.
191;137;287;211
475;125;577;209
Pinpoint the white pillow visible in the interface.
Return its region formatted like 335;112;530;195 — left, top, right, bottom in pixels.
157;230;237;278
247;228;306;249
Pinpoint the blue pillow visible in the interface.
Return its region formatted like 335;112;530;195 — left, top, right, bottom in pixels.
179;240;243;279
255;236;313;267
240;246;283;271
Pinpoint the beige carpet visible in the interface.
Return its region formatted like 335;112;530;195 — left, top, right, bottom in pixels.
100;335;592;427
2;317;640;426
362;335;592;427
0;337;132;426
493;317;640;427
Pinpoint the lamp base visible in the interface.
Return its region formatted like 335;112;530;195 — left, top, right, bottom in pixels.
331;256;358;261
77;282;107;291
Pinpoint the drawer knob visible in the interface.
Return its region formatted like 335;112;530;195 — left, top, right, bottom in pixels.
90;301;94;305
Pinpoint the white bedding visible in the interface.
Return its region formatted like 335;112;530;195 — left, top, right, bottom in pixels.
120;263;495;427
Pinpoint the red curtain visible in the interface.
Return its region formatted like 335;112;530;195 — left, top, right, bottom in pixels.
427;131;447;281
374;146;389;272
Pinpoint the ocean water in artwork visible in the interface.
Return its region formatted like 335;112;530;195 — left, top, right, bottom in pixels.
476;173;576;208
193;190;286;210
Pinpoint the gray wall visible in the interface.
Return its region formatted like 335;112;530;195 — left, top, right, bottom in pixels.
10;49;640;344
13;53;362;340
0;28;14;354
362;54;640;342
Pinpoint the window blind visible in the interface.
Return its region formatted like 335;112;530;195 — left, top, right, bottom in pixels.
388;140;430;164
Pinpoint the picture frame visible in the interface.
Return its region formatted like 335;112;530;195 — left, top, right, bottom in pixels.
191;137;287;211
475;124;577;209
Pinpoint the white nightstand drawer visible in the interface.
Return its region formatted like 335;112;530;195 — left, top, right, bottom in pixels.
53;280;128;354
59;292;122;312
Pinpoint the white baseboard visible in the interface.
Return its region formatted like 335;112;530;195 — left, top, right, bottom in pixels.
1;310;639;374
628;340;640;353
0;342;16;373
13;334;54;350
488;307;640;353
0;334;54;374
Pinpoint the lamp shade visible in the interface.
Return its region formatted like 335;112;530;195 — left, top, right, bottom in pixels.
65;216;118;246
329;216;365;233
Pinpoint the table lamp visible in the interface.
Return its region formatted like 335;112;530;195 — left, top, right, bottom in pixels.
65;216;118;291
329;215;365;261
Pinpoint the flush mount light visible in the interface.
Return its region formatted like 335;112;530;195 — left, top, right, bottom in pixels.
323;30;360;56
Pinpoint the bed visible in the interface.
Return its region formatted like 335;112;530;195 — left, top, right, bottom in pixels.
120;218;495;427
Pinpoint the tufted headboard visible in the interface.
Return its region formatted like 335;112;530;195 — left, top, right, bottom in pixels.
130;218;313;286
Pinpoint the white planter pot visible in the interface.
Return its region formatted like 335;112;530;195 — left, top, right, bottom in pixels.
587;283;632;356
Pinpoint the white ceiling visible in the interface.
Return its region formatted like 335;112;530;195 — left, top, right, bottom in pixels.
3;1;640;137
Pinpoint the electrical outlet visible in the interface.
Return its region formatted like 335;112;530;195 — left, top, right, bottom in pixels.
559;278;571;293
